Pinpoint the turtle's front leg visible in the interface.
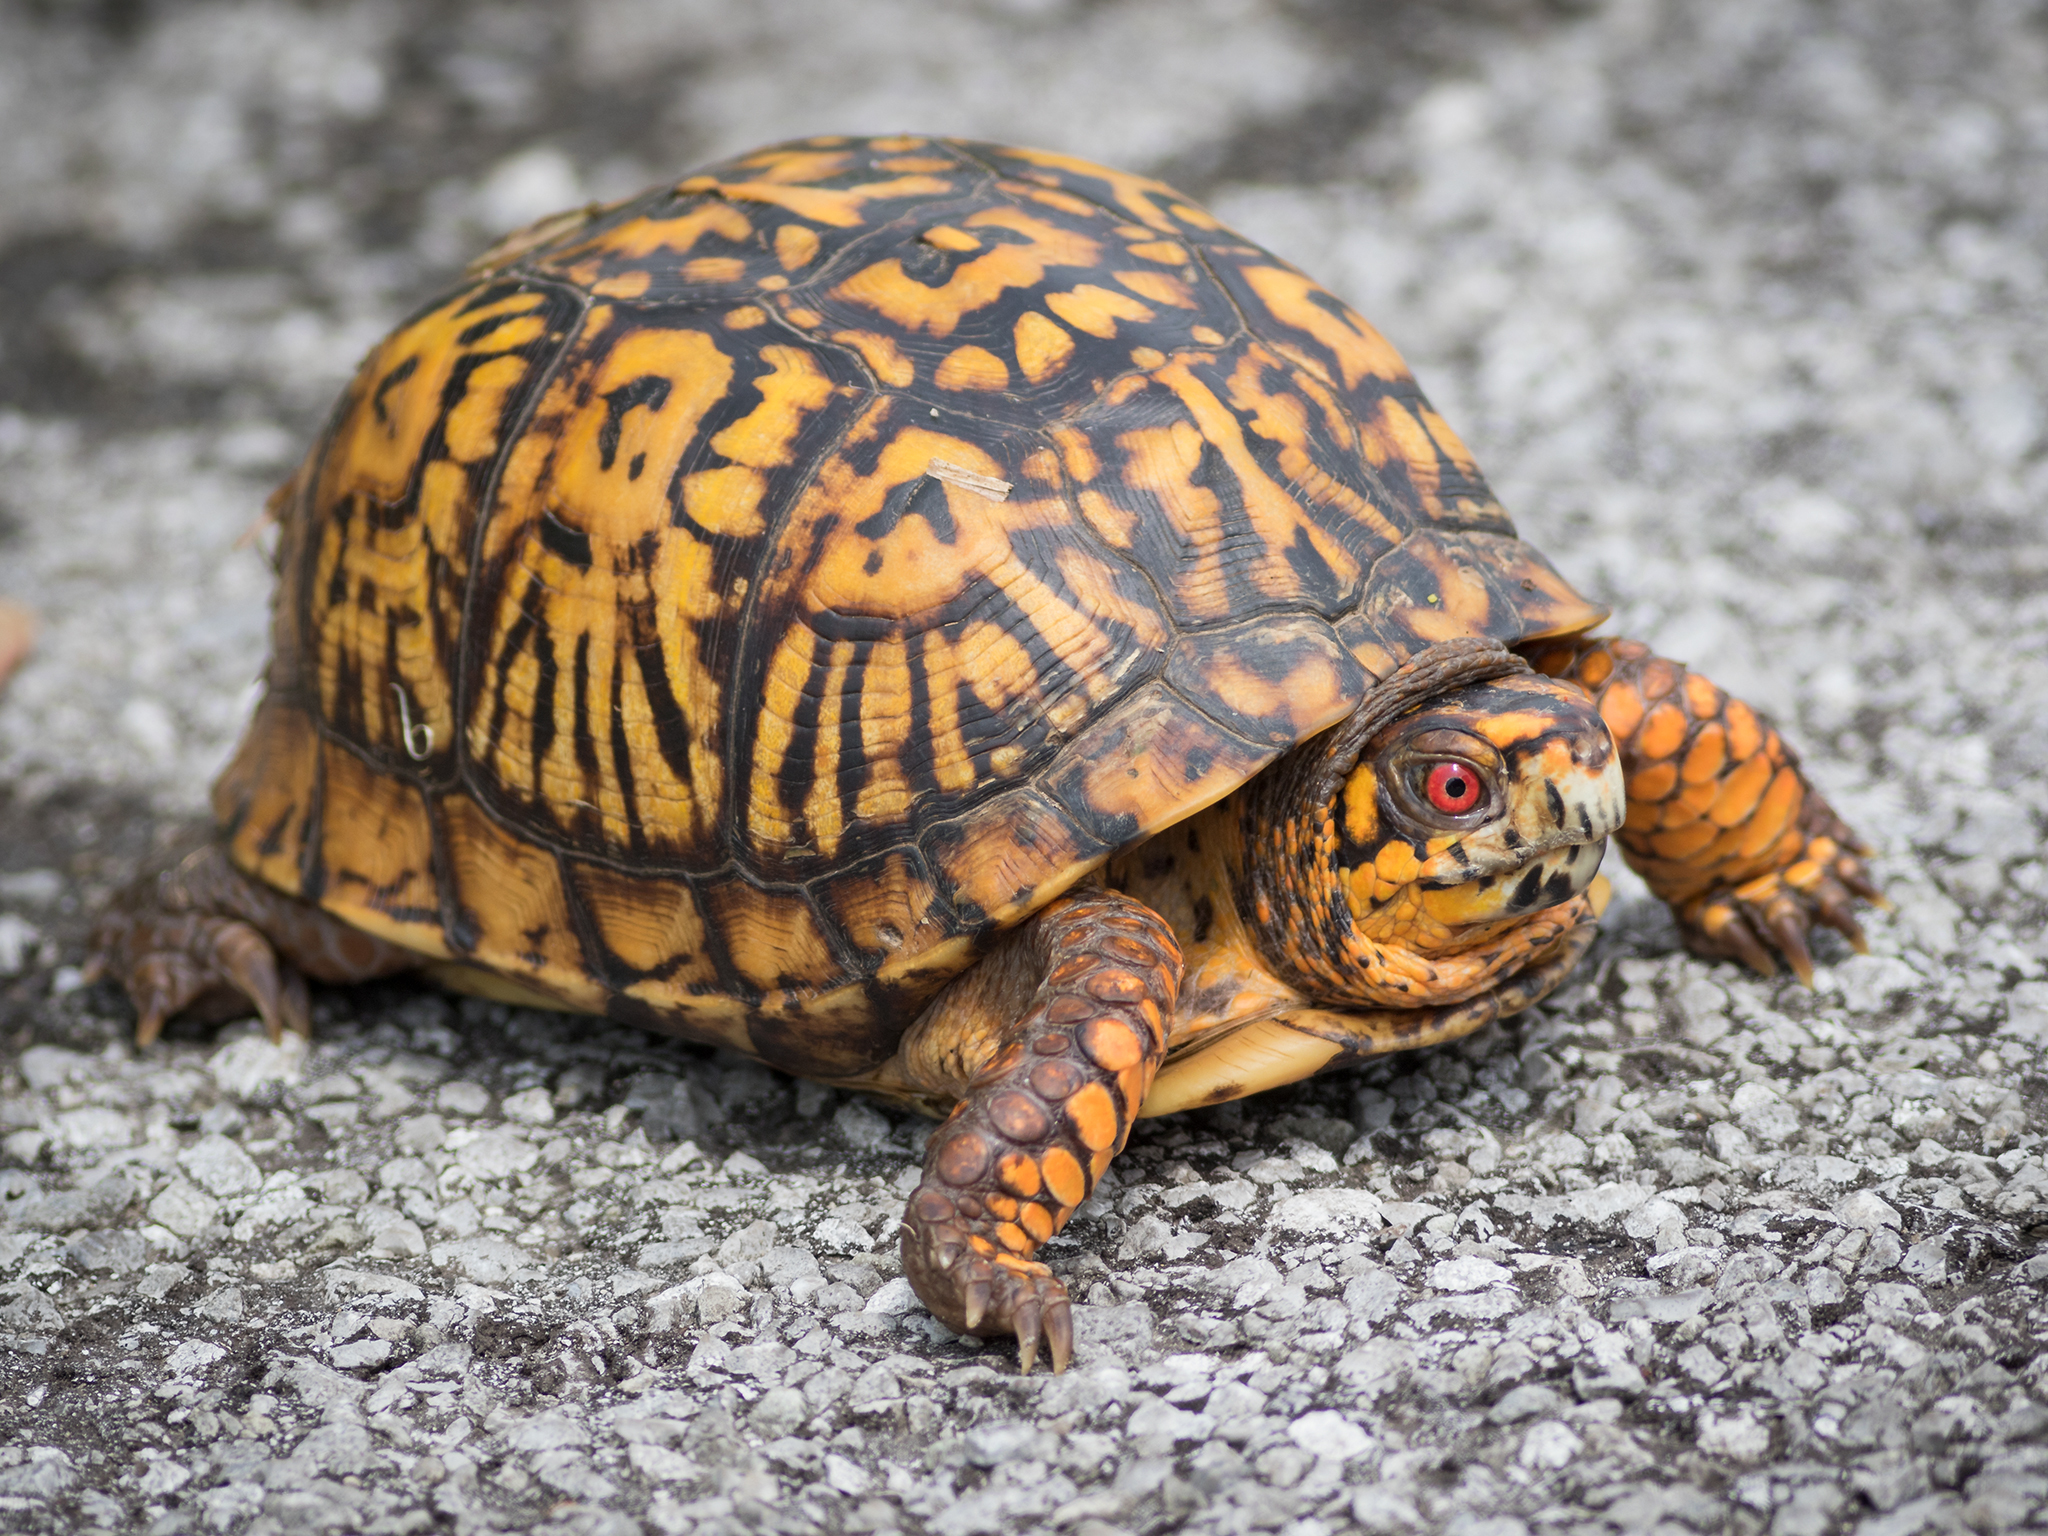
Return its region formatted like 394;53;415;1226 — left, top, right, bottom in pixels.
88;840;420;1045
896;887;1181;1374
1527;637;1882;981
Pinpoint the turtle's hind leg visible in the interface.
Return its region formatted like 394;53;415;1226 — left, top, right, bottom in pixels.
87;839;420;1045
895;887;1181;1374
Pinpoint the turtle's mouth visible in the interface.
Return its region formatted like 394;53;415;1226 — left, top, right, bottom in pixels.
1416;835;1609;932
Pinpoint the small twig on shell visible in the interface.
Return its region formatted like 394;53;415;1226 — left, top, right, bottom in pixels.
926;459;1012;502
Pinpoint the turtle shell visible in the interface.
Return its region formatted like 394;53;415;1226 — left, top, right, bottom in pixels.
213;135;1606;1078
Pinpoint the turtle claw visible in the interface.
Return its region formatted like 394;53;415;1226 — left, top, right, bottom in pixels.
87;839;417;1046
1767;906;1816;988
895;889;1175;1375
900;1189;1075;1374
1683;835;1882;987
1014;1292;1044;1376
1014;1286;1077;1376
128;958;184;1049
122;951;220;1048
961;1272;991;1333
1812;887;1870;954
212;922;311;1043
1044;1291;1074;1375
1691;895;1777;977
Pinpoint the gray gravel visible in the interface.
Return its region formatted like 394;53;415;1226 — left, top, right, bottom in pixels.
2;2;2046;1533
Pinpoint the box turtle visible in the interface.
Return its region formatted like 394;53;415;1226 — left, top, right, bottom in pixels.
91;136;1880;1372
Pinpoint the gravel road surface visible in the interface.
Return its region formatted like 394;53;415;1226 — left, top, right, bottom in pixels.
0;3;2044;1534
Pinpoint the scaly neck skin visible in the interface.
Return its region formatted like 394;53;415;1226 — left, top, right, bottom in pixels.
1104;802;1305;1049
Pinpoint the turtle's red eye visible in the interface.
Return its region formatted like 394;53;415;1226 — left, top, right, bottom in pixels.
1425;761;1482;815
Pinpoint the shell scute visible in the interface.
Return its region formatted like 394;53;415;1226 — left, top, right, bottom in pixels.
1161;615;1368;749
311;735;443;949
924;785;1111;928
1037;680;1274;849
811;847;960;973
1362;528;1607;657
696;873;849;995
1197;257;1510;534
734;400;1175;878
436;791;596;1007
563;857;722;993
214;697;322;900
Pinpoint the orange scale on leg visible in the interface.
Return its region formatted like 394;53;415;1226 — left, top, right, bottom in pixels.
1682;672;1722;718
1065;1082;1121;1152
1647;822;1719;861
1029;1059;1085;1100
936;1131;992;1187
1725;700;1763;759
1114;1064;1151;1118
1736;769;1801;858
1623;799;1662;834
1680;722;1728;783
971;1043;1027;1086
1133;998;1165;1046
1708;753;1774;827
1019;1203;1055;1242
1101;935;1156;967
1085;969;1147;1002
1042;1147;1088;1209
989;1089;1052;1144
1671;780;1719;820
994;1222;1033;1255
1734;871;1783;903
1079;1016;1144;1071
997;1153;1043;1199
1637;701;1689;763
1631;762;1679;801
1599;684;1646;743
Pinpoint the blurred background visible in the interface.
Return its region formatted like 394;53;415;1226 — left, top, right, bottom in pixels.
0;0;2044;934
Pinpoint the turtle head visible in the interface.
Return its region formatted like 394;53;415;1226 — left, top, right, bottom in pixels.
1335;672;1624;943
1236;658;1624;1011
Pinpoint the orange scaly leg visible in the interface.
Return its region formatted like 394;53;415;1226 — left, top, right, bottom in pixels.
1525;637;1882;983
898;887;1180;1374
87;840;421;1045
